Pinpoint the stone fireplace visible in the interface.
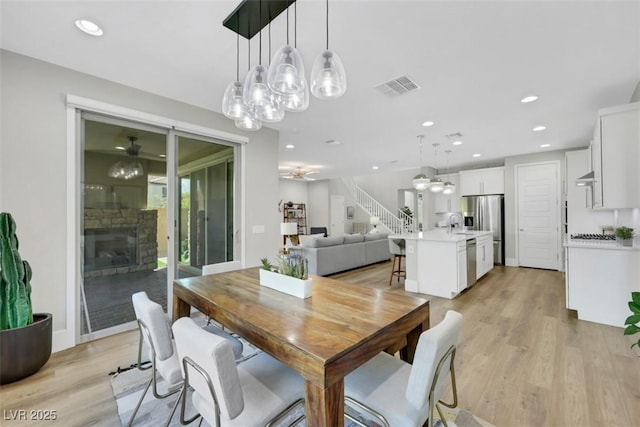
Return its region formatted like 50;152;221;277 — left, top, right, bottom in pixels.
83;209;158;278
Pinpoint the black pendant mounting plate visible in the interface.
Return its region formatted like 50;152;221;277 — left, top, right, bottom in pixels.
223;0;297;40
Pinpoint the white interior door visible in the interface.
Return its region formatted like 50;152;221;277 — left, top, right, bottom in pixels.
517;162;560;270
330;195;345;236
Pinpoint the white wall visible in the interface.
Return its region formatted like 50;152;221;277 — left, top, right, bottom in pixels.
307;180;330;229
279;180;308;208
0;50;281;350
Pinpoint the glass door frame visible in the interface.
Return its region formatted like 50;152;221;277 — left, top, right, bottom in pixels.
67;95;248;346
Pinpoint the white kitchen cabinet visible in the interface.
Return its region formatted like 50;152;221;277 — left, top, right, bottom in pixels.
433;173;460;213
475;233;493;279
596;102;640;209
566;244;640;327
459;167;504;196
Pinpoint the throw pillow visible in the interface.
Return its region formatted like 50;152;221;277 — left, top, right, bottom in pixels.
344;234;365;244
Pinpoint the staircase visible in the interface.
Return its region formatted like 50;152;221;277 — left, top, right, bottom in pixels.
342;177;415;234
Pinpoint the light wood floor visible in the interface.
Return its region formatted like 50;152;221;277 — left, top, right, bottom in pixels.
1;263;638;426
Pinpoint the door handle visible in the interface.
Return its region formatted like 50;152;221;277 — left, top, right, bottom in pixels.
519;229;524;231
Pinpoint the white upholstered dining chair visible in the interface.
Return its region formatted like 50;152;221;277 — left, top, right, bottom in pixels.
344;310;463;427
172;317;306;427
129;292;243;427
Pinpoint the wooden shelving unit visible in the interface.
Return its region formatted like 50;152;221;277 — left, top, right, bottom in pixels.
283;203;307;236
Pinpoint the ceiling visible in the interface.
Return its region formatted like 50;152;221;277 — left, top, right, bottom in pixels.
2;1;639;181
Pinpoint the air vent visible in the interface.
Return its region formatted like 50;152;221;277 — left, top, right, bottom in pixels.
445;132;464;139
375;75;420;97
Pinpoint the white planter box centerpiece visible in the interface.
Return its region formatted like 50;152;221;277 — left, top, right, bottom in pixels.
259;268;313;299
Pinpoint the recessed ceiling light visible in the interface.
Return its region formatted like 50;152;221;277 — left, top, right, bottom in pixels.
472;153;481;158
115;146;126;150
540;144;551;148
372;165;379;170
452;140;463;146
158;154;166;158
325;139;342;145
533;126;547;132
285;144;295;149
75;19;104;36
422;121;435;127
521;95;538;103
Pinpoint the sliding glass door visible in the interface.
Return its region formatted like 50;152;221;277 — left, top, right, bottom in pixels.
80;116;168;339
79;117;240;341
175;134;237;279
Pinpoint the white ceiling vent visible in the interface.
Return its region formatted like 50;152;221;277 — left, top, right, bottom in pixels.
375;75;420;97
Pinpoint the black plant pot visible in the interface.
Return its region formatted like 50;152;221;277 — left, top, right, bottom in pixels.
0;313;52;385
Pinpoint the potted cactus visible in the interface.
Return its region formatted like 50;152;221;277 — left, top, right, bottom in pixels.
0;212;52;384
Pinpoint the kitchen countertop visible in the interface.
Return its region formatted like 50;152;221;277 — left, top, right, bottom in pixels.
390;229;492;242
563;237;640;251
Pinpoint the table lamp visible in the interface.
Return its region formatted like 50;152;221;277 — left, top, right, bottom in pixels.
369;216;381;234
280;222;299;253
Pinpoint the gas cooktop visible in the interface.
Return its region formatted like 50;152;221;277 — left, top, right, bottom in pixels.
570;233;616;240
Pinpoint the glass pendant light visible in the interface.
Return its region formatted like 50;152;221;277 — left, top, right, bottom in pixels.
412;174;430;191
243;64;271;109
268;46;306;95
311;0;347;100
243;4;281;121
282;80;309;112
235;111;263;131
429;143;444;193
257;94;285;122
412;135;430;191
222;81;246;120
268;4;306;95
442;150;456;195
222;31;247;120
278;3;309;112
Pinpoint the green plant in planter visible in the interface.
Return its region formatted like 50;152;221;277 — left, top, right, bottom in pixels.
276;254;308;280
0;212;33;330
260;257;273;271
615;226;634;240
624;291;640;350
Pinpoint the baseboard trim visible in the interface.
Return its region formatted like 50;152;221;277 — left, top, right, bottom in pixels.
52;329;74;353
405;279;419;293
505;257;518;267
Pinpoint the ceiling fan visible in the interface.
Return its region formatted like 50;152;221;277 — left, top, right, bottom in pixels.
280;167;319;181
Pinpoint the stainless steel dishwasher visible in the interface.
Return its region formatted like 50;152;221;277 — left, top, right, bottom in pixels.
466;238;477;287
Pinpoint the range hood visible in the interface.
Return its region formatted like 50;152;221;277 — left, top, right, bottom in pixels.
576;171;595;186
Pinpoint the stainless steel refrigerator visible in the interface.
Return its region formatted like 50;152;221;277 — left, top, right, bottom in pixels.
461;195;505;265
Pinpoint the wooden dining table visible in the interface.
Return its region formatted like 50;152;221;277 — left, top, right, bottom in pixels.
172;267;430;427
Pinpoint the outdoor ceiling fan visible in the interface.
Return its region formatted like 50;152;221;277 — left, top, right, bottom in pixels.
280;167;319;181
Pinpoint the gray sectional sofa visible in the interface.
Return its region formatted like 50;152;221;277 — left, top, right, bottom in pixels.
297;233;391;276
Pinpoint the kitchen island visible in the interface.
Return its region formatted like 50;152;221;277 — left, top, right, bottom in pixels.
390;229;493;299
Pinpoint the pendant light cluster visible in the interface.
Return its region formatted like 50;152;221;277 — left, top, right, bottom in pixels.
411;137;456;195
222;0;347;132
